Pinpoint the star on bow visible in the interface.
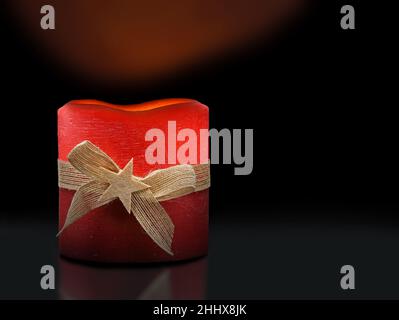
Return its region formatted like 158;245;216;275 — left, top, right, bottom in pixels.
98;159;150;212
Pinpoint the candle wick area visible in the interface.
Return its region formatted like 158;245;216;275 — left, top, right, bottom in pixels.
67;98;198;112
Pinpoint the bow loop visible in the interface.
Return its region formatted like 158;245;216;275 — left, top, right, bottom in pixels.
68;140;120;182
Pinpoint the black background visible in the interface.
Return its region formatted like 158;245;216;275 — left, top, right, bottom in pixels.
1;0;399;300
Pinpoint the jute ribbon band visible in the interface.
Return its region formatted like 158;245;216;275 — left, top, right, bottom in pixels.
58;140;210;255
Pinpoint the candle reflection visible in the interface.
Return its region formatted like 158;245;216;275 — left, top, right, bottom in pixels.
59;257;207;300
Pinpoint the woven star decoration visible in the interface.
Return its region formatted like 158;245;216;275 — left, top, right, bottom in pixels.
98;159;150;212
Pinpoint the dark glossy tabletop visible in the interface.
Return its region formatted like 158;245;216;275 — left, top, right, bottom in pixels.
1;209;399;300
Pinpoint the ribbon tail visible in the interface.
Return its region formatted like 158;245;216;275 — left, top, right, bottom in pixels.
57;180;109;236
130;189;175;255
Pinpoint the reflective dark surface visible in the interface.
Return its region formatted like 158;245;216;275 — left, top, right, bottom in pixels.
1;209;399;300
59;257;207;300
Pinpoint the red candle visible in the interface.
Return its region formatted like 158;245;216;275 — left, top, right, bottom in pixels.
58;99;209;263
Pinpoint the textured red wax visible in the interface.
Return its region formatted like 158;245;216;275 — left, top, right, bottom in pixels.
58;99;209;263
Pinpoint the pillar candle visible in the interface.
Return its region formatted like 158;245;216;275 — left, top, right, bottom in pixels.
58;98;209;263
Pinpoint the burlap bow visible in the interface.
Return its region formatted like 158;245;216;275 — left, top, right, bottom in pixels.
58;140;210;255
